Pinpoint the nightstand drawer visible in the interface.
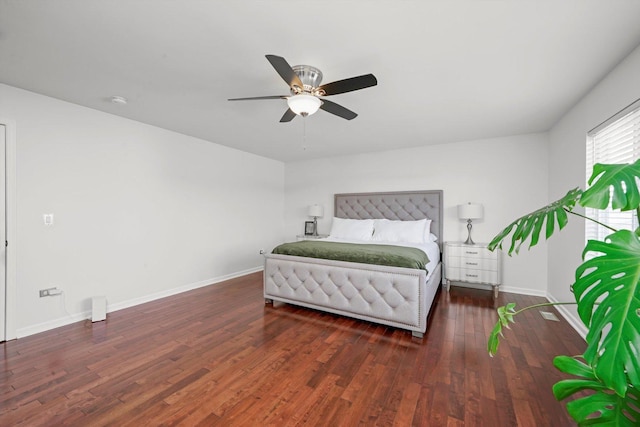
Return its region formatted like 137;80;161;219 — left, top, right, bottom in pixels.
446;267;499;284
446;245;497;260
446;257;498;270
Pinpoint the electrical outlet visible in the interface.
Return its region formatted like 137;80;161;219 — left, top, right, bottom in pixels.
39;287;59;297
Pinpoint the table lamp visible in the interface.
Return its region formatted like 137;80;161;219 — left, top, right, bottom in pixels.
308;204;324;236
457;203;484;245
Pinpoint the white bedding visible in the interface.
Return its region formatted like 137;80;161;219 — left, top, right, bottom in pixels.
315;236;441;280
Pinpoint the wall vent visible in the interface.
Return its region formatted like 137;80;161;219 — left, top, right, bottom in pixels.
540;311;559;321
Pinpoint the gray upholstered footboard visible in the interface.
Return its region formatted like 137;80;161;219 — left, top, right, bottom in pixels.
264;253;442;336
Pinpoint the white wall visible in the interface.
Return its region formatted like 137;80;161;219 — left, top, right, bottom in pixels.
285;133;550;295
0;84;285;337
548;43;640;336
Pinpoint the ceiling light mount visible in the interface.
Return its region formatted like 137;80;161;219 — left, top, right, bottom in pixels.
291;65;323;93
110;95;128;105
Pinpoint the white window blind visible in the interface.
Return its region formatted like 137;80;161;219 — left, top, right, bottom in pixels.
585;99;640;242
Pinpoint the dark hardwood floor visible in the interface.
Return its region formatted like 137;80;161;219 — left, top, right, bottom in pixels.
1;272;584;426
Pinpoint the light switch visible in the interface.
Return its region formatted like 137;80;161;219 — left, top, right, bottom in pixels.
43;214;54;226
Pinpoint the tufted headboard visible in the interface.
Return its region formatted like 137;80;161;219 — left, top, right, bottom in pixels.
334;190;443;249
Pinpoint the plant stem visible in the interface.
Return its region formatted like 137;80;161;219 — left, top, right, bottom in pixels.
511;301;576;316
565;208;617;232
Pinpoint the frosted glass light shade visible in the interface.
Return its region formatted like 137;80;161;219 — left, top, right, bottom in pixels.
308;204;324;218
457;203;484;220
287;94;322;116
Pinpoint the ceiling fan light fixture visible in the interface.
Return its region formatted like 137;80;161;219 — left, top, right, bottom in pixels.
287;94;322;116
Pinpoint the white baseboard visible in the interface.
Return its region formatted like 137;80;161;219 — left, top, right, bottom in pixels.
17;310;91;338
546;293;587;340
460;283;586;341
16;266;264;338
18;267;588;343
107;266;263;314
450;282;547;297
499;285;547;297
496;286;587;341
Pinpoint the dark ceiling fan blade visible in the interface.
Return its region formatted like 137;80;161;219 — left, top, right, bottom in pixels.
317;74;377;96
280;109;297;123
265;55;304;91
228;95;287;101
319;99;357;120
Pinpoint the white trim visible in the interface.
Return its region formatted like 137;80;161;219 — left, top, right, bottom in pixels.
452;282;547;298
15;265;590;342
546;292;588;340
498;285;547;297
16;266;263;338
588;97;640;135
0;118;17;341
107;266;262;314
500;286;587;339
16;305;89;338
457;283;586;339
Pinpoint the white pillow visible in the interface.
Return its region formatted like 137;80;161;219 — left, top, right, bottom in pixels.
372;219;429;244
422;219;435;241
329;218;375;240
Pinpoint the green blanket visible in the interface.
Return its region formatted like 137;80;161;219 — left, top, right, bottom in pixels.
271;240;429;270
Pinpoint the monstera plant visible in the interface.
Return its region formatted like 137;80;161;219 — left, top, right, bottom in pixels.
487;159;640;426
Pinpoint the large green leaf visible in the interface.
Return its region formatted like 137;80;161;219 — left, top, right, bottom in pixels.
553;356;640;426
573;230;640;397
565;387;640;426
580;159;640;211
487;188;582;255
553;354;598;384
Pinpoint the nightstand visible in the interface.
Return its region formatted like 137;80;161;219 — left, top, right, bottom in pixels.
296;234;329;241
444;242;502;297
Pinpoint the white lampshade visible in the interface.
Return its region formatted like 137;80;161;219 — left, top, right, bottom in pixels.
287;94;322;116
308;204;324;218
458;203;484;220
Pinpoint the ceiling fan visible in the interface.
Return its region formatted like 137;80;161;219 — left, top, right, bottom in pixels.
228;55;377;122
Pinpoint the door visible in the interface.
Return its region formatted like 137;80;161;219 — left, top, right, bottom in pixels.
0;125;5;342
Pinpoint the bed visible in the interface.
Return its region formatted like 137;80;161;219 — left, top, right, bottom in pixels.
263;190;443;338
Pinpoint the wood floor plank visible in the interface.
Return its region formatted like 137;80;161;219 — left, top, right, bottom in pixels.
392;381;421;426
0;273;584;426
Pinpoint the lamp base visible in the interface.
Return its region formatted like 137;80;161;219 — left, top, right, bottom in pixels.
464;219;475;245
313;217;318;236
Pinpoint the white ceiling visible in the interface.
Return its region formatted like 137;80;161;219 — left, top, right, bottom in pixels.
2;1;640;162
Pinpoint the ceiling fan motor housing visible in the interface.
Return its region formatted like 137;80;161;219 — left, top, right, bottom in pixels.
291;65;323;93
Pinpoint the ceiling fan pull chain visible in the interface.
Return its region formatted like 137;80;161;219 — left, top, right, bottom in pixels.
302;116;307;151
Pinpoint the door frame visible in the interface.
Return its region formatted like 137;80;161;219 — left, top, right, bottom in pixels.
0;119;17;341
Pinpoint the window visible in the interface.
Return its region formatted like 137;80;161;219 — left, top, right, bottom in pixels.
585;99;640;242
